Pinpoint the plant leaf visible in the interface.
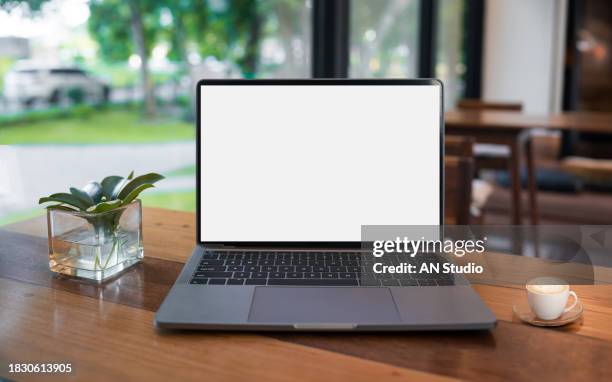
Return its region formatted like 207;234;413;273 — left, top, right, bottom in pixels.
117;173;164;201
121;184;154;205
69;187;95;208
39;193;89;210
47;204;79;212
86;199;123;213
101;175;123;199
82;181;103;203
109;170;135;199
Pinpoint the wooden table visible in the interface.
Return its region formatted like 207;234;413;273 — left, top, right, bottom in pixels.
444;110;612;225
2;208;612;381
446;110;612;133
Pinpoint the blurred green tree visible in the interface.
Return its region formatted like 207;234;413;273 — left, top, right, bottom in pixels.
89;0;262;111
351;0;419;77
0;0;160;116
158;0;261;77
1;0;273;111
227;0;261;78
0;0;46;12
88;0;158;116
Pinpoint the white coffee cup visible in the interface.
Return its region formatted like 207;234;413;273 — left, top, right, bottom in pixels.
526;277;578;320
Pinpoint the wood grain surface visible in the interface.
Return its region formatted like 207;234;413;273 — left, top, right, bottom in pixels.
445;110;612;134
2;208;612;381
0;278;455;382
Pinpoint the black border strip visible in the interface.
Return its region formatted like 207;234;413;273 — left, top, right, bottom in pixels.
196;78;444;248
312;0;349;78
418;0;438;78
464;0;485;99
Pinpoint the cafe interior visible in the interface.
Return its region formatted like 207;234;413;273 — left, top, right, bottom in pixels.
425;0;612;227
303;0;612;229
2;0;611;230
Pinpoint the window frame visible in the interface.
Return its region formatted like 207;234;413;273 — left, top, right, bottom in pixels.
311;0;485;101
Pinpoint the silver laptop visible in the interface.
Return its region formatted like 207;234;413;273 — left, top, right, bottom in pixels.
155;79;496;331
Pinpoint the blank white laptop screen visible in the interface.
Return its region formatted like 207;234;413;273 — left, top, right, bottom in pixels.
200;84;441;242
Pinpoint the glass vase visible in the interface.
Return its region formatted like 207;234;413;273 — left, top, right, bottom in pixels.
47;199;144;282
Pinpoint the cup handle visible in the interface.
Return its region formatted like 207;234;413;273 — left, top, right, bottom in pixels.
564;291;579;313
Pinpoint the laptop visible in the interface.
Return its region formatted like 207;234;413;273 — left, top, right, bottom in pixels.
155;79;496;331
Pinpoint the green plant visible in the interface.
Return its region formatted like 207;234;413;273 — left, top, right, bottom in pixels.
39;171;164;213
39;171;163;271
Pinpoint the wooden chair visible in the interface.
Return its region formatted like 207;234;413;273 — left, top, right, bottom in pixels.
445;136;475;225
456;99;539;225
445;135;474;157
561;156;612;184
457;99;523;171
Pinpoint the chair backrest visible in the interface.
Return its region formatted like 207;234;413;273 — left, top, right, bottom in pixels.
457;99;523;112
444;136;475;225
445;135;474;157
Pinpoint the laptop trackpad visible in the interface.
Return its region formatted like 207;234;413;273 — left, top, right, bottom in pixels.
248;287;401;324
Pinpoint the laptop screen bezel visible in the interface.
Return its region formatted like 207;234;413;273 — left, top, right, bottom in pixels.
196;78;444;248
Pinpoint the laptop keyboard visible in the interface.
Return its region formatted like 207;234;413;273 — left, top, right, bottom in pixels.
190;251;455;287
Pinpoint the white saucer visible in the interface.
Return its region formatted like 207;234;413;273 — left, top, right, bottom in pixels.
513;298;583;327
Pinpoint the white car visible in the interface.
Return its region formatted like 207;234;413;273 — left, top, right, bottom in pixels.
3;62;110;106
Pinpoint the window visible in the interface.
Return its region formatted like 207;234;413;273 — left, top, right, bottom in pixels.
257;0;311;78
349;0;420;78
0;0;480;227
436;0;466;108
0;0;314;227
576;0;612;111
